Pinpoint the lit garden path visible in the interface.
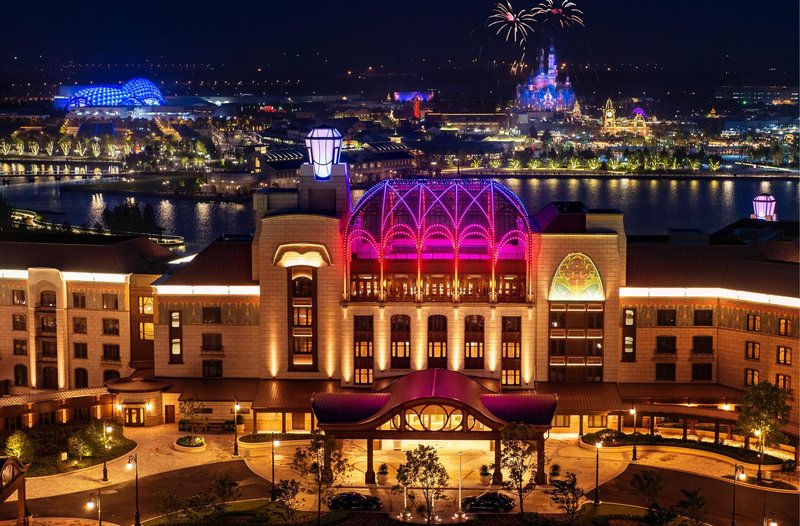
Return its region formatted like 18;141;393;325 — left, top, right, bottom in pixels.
7;425;242;502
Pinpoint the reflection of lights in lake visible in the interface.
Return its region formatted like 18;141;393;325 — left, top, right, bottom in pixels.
89;193;104;227
195;202;212;244
722;180;734;210
758;180;772;193
157;200;175;233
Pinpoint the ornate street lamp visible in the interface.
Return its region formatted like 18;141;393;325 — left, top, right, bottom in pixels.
305;127;342;180
751;193;777;221
233;399;241;457
271;433;280;501
454;451;466;521
629;407;638;461
86;490;103;526
764;512;778;526
101;422;113;482
754;428;764;481
730;464;746;526
594;441;602;505
126;454;141;526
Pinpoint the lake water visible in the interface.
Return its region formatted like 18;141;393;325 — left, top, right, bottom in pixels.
1;177;797;253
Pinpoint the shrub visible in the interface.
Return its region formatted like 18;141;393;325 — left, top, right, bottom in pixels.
176;435;205;447
210;474;241;515
480;464;491;476
378;463;389;475
782;459;797;472
5;430;34;464
178;419;192;432
67;432;92;460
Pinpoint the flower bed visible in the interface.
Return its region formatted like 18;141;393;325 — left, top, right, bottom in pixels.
581;429;783;465
238;432;313;444
173;435;207;453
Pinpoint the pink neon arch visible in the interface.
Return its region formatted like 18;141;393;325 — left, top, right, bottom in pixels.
346;179;533;294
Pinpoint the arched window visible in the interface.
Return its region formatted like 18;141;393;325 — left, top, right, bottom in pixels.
13;365;27;386
391;315;411;369
427;315;447;369
74;368;89;389
40;290;56;308
464;315;484;369
103;370;120;383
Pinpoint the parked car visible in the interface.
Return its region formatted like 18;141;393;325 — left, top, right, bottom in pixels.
461;491;516;512
328;492;382;511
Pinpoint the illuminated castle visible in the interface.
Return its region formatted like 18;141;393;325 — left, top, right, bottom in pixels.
516;43;576;113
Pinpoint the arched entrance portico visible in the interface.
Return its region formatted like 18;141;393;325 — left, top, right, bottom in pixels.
312;369;557;484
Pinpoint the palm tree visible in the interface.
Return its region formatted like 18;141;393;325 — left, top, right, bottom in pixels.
90;138;101;158
44;139;54;156
607;158;621;171
59;137;72;157
688;159;700;171
508;158;521;170
527;158;541;170
28;140;40;156
587;159;601;171
13;139;24;156
708;159;721;172
567;157;581;170
0;140;10;156
547;158;560;170
74;140;88;157
105;142;116;158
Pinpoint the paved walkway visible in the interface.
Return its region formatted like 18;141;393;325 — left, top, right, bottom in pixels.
7;425;241;502
0;519;119;526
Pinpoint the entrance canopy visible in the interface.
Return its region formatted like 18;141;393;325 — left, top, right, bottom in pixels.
312;369;557;436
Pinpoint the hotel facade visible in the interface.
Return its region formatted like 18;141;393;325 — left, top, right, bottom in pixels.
0;129;797;477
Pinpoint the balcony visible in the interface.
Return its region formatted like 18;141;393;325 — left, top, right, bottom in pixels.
101;356;121;364
201;345;224;355
35;302;56;313
36;326;57;337
690;349;715;360
36;352;57;363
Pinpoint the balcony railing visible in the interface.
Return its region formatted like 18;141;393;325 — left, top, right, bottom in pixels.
201;345;224;355
36;352;57;363
35;303;56;312
101;356;121;364
36;326;57;337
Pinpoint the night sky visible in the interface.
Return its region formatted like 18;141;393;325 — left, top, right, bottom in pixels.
4;0;798;75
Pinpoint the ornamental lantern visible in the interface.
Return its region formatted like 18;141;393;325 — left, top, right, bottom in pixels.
305;127;342;180
751;193;777;221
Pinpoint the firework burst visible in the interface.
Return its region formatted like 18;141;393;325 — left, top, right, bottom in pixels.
531;0;584;28
488;1;536;44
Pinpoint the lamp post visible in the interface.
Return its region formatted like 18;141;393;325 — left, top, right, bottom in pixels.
271;433;280;501
629;407;638;461
731;464;746;526
101;421;113;482
764;512;777;526
454;451;466;521
594;441;602;505
126;454;141;526
754;428;763;481
86;490;102;526
233;399;240;457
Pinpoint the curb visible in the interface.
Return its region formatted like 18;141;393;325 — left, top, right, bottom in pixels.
26;444;139;481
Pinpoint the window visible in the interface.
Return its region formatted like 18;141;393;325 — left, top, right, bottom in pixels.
73;317;88;334
171;338;182;356
693;309;713;326
692;336;713;354
390;315;411;369
624;308;636;326
656;336;677;354
354;368;373;385
74;368;88;388
102;344;120;363
293;307;313;326
549;339;566;356
745;341;760;360
655;363;676;381
427;315;447;368
502;316;522;386
4;416;22;431
464;315;484;369
38;411;56;426
549;366;565;382
102;293;118;310
12;289;26;305
203;360;223;378
552;415;571;428
138;322;154;340
39;291;56;307
776;374;792;391
13;340;27;355
14;365;27;386
657;309;676;326
74;343;88;359
778;318;792;337
745;368;759;386
353;316;374;385
202;333;223;352
622;308;637;362
292;337;313;361
103;370;120;383
777;346;792;365
691;363;713;381
746;314;761;332
72;292;86;309
170;311;181;328
202;307;222;324
12;314;26;331
588;415;607;428
102;319;120;336
138;296;154;315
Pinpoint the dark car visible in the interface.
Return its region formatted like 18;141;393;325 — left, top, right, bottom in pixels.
461;491;516;512
328;492;382;511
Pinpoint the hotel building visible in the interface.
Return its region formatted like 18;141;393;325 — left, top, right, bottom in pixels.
0;129;797;478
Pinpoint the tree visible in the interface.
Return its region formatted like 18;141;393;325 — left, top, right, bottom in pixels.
67;432;92;461
210;473;241;515
5;430;34;464
291;430;352;526
549;472;584;526
496;423;538;514
398;444;449;524
675;488;706;526
630;469;663;508
737;381;791;479
156;491;184;526
179;397;207;445
273;479;301;513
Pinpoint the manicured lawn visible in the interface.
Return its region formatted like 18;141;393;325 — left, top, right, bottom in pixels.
142;500;352;526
